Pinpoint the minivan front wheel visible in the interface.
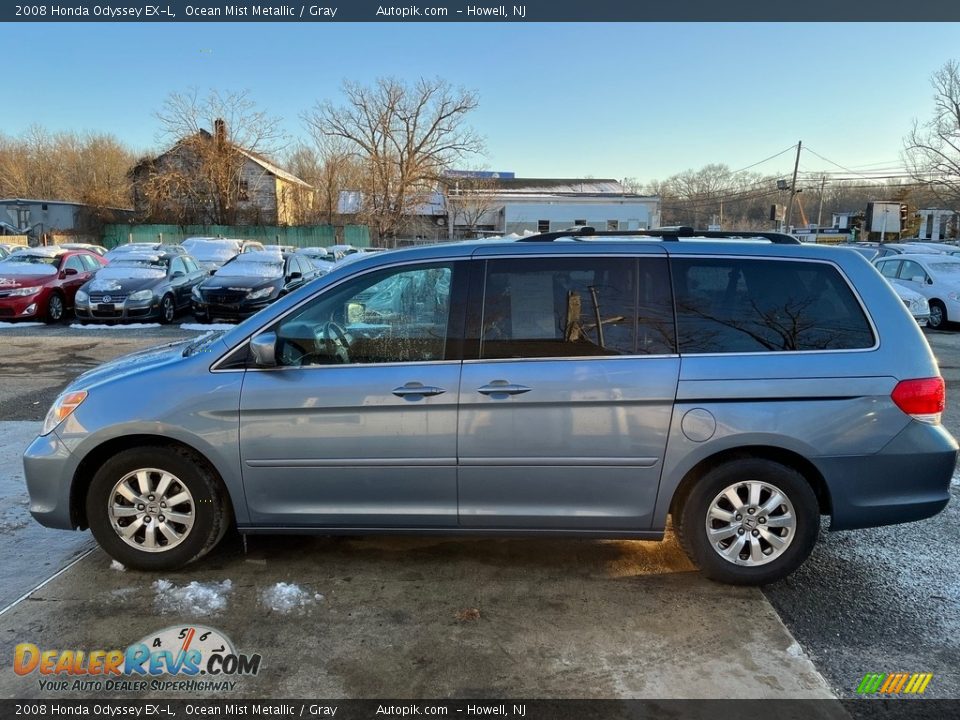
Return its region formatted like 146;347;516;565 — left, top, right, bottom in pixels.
86;446;230;570
676;459;819;585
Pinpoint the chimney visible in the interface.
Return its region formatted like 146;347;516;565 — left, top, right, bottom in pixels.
214;118;226;147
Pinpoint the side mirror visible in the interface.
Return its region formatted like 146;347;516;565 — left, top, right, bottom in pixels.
62;267;78;277
171;270;185;278
250;332;278;367
209;268;217;275
288;271;302;281
347;302;365;324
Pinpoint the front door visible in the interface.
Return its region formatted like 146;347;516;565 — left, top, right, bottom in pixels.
239;261;463;527
457;254;680;530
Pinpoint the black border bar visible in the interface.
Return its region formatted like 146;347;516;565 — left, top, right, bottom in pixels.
5;1;960;22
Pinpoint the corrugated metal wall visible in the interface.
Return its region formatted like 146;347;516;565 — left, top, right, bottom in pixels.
101;224;371;249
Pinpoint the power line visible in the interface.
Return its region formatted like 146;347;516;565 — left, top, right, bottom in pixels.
727;143;799;175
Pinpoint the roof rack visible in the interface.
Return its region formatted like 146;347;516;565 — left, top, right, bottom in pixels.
516;226;800;245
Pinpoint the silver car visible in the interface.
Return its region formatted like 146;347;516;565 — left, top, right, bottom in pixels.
23;229;957;585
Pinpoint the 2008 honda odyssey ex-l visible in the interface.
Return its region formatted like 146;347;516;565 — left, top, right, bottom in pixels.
23;229;957;585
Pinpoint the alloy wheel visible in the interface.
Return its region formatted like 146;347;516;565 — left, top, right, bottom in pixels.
704;480;797;567
107;468;195;552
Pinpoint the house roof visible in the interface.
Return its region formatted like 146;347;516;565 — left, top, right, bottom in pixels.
235;147;313;188
448;178;627;194
134;128;313;189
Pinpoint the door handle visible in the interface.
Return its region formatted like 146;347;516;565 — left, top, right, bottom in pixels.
392;382;446;399
477;381;532;397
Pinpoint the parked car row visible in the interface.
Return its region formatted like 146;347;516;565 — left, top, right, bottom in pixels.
0;240;370;325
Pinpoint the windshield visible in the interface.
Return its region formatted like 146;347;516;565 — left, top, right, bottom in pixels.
94;262;167;280
5;254;59;266
0;261;58;277
192;245;238;262
929;262;960;274
219;260;284;278
183;329;227;357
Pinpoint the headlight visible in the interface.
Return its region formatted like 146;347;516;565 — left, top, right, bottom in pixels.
42;390;87;436
75;289;89;303
247;287;274;300
127;289;154;302
7;286;42;297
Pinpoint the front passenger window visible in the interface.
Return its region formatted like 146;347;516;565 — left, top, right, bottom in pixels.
274;263;455;367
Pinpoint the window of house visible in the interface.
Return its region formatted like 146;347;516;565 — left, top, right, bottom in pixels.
574;219;587;226
607;220;619;231
672;258;874;353
537;220;550;233
238;180;250;201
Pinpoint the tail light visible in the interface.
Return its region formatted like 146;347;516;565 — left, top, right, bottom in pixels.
891;377;945;425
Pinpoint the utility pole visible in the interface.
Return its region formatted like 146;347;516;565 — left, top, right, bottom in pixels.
815;175;827;229
785;140;802;229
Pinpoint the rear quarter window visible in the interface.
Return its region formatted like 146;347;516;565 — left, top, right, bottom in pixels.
671;258;875;353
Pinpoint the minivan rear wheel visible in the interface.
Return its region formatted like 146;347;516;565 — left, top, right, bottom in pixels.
676;459;819;585
86;446;230;570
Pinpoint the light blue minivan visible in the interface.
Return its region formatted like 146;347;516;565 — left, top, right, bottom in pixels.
24;229;957;584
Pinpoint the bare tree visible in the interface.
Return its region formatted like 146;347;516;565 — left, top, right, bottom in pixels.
133;89;287;224
904;59;960;208
443;175;500;237
0;126;134;210
305;77;484;244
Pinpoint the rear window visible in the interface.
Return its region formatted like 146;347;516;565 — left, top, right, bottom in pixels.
671;258;874;353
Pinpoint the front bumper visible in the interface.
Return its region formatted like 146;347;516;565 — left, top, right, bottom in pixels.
818;421;957;531
23;430;78;530
193;298;270;321
75;299;160;322
0;294;43;319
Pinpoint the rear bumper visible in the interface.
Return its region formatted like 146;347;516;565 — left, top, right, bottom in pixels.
817;421;957;531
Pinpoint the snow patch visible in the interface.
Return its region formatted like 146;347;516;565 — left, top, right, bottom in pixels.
70;323;162;330
153;579;232;615
952;468;960;487
0;322;44;329
180;323;235;331
785;641;805;658
110;560;126;572
260;582;323;614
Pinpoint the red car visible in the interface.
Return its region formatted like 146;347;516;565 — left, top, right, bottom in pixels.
0;247;107;323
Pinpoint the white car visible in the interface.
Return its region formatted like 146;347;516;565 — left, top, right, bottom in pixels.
889;282;930;326
874;253;960;329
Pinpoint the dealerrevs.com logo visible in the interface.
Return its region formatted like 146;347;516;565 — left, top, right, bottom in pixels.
14;625;261;693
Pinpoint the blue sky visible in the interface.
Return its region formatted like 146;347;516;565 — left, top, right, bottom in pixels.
6;22;955;183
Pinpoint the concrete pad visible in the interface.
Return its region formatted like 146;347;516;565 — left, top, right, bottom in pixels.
0;421;93;610
0;531;835;700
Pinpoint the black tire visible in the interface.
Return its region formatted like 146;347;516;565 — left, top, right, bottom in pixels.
45;292;65;324
159;294;176;324
929;300;948;330
85;445;231;571
675;458;820;586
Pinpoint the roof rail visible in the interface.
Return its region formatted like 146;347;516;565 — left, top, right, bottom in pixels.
516;227;800;245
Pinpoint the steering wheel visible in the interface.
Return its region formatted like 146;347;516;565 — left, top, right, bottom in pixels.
313;320;350;364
